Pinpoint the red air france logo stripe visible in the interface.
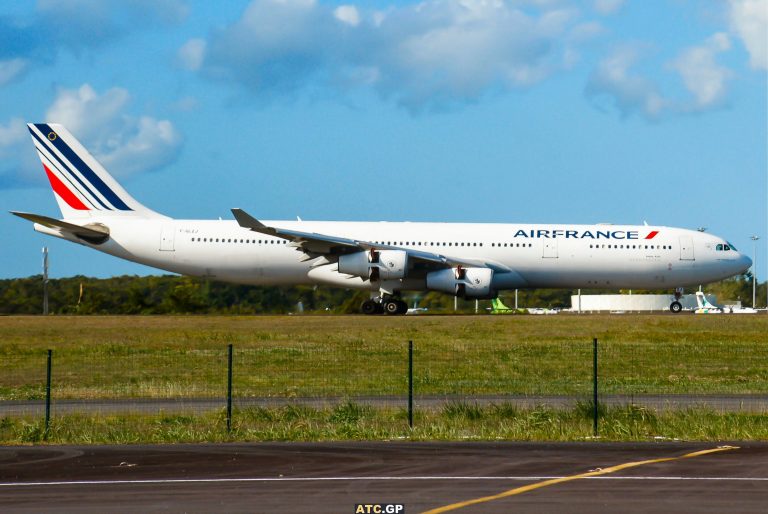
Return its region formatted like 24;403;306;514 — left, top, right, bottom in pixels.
645;231;659;239
44;163;89;210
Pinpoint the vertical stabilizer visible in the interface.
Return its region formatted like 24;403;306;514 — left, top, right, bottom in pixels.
27;123;167;220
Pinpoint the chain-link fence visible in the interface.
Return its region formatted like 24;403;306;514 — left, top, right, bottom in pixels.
2;337;767;436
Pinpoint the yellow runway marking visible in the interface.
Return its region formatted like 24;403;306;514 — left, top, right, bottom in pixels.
421;445;739;514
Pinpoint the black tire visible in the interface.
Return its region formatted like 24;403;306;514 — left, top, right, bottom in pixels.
669;301;683;313
384;300;400;315
396;300;409;314
361;299;379;315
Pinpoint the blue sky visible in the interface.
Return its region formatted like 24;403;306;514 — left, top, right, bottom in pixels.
0;0;766;280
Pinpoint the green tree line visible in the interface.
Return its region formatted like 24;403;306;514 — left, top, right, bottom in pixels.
0;274;763;315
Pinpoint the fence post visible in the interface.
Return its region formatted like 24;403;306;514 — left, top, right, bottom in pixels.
44;349;52;440
227;343;233;433
592;337;598;437
408;340;413;429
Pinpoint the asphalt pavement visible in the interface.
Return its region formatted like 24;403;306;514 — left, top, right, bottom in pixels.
1;442;767;513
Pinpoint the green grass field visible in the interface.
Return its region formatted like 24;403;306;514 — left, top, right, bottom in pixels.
1;314;767;399
2;314;767;443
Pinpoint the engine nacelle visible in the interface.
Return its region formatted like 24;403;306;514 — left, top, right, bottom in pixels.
426;267;495;299
338;250;408;280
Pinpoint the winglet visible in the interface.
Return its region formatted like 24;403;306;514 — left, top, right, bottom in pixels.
231;208;276;235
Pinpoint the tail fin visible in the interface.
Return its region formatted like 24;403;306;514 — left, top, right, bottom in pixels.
695;291;718;309
27;123;166;219
491;297;513;312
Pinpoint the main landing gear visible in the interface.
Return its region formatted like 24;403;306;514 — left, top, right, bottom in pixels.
361;297;408;315
669;288;683;313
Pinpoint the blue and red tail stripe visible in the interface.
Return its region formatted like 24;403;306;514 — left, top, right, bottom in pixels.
29;128;107;210
42;163;89;210
29;123;132;211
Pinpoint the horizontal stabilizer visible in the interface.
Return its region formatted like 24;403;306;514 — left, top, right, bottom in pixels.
11;211;110;244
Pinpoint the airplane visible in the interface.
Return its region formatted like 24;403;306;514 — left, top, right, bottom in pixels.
12;123;752;315
693;291;723;314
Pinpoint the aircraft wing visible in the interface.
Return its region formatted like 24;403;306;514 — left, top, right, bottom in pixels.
231;208;510;272
11;211;110;243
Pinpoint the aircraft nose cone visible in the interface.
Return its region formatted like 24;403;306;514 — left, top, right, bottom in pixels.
739;254;753;274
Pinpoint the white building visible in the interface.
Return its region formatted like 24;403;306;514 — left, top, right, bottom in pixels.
570;293;718;312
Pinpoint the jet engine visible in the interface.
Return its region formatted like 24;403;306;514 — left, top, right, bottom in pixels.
338;249;408;281
426;266;494;298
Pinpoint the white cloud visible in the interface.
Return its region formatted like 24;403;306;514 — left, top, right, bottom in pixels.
45;84;182;179
0;84;182;187
189;0;584;110
334;5;360;27
0;1;188;89
0;118;26;157
178;38;206;71
172;95;200;112
46;84;130;141
585;46;666;119
0;59;30;86
671;33;732;108
586;33;737;120
593;0;625;15
728;0;768;70
97;116;182;177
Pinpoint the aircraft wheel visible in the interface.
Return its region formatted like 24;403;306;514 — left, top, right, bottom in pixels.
383;300;401;315
361;299;380;315
396;300;409;314
669;301;683;313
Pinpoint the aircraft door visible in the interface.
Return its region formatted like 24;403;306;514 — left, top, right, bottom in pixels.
160;224;176;251
679;236;694;260
542;239;558;258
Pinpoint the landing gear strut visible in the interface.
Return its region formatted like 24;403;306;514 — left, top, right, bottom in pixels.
670;288;683;313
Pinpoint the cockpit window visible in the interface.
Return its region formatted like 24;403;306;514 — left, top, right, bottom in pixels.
727;242;737;251
724;245;731;251
716;244;723;251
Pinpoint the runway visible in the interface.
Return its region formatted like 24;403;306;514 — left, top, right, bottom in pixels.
1;442;767;513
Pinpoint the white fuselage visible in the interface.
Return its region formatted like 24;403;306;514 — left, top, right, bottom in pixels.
37;218;751;292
